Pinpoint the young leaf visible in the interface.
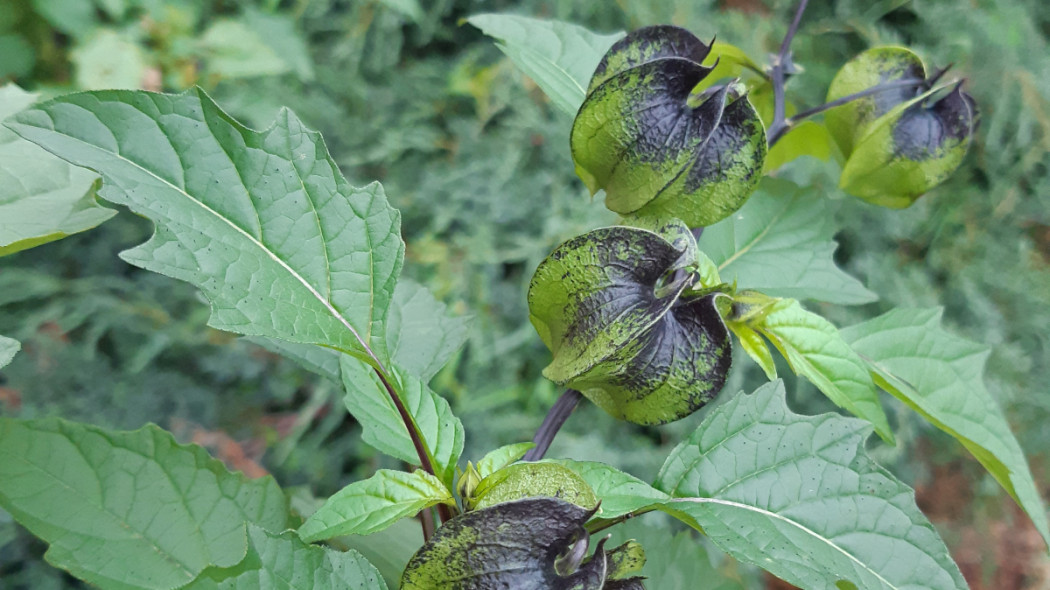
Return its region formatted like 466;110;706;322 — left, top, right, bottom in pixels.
755;298;893;442
187;525;388;590
528;225;731;425
298;469;453;543
386;278;471;382
0;84;114;256
6;88;404;364
551;460;670;519
341;356;464;487
571;26;766;227
841;308;1050;548
655;381;967;590
476;442;536;478
0;418;288;590
401;497;607;589
725;321;777;380
0;335;18;369
467;14;623;116
699;179;877;305
472;462;598;510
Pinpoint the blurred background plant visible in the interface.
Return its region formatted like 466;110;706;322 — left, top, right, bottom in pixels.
1;0;1047;588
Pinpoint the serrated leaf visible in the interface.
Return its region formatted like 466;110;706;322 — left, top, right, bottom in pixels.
467;14;623;116
298;469;453;543
755;298;893;443
0;335;18;369
401;497;607;590
551;460;670;519
0;84;114;256
341;356;464;488
655;381;967;590
6;88;403;364
840;308;1050;549
473;462;598;510
0;418;288;590
699;178;877;305
386;279;470;382
571;26;766;227
187;525;388;590
249;279;468;384
476;442;536;478
528;225;731;425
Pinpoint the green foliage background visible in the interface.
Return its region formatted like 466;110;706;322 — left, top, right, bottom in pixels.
0;0;1047;587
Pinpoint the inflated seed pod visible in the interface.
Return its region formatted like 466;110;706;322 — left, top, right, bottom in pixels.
826;47;978;208
571;25;766;226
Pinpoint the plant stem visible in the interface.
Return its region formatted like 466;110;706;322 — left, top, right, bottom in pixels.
523;389;584;461
584;507;658;534
420;506;436;541
767;0;809;147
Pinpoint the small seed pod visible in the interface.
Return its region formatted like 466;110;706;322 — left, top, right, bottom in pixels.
571;26;767;226
528;220;731;425
826;47;978;208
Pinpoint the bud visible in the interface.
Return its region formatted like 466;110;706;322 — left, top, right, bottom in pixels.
571;26;767;226
826;47;977;208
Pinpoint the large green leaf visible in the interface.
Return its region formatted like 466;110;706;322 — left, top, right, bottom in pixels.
755;298;893;443
0;418;288;590
386;279;471;382
6;88;403;364
0;84;114;256
841;308;1050;549
699;179;877;305
188;525;387;590
341;356;464;488
0;334;18;369
467;14;623;116
298;469;453;543
249;279;468;384
655;381;967;590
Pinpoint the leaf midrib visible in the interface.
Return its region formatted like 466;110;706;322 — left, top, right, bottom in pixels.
671;497;900;589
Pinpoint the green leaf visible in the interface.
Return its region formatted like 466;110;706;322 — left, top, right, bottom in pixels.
0;335;19;369
187;525;388;590
473;462;598;510
71;30;147;90
386;279;470;382
754;298;893;443
528;225;731;425
341;356;464;487
249;279;468;384
551;460;670;519
606;522;747;590
476;442;536;478
764;120;834;172
699;178;877;305
0;84;114;256
401;497;607;589
655;381;967;590
725;321;777;380
298;469;453;543
0;418;288;590
241;8;316;83
841;308;1050;549
571;26;766;227
7;88;404;364
467;14;623;116
199;19;293;79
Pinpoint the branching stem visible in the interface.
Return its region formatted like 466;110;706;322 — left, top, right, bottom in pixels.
523;389;584;462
